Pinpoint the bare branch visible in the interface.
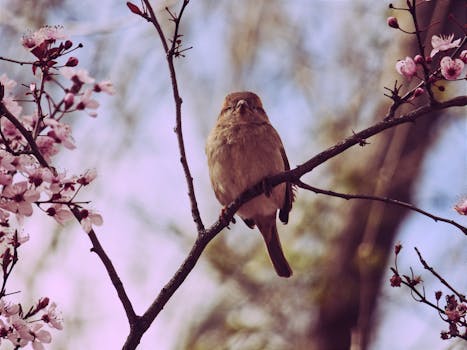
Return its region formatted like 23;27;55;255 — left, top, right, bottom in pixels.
296;181;467;235
414;247;466;302
70;206;137;324
142;0;204;233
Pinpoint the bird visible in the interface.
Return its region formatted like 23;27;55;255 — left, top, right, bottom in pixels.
206;91;293;278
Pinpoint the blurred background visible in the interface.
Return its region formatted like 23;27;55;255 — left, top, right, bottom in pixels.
0;0;465;349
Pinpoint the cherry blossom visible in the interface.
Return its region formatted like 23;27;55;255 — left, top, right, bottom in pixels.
79;209;103;233
430;34;461;58
0;181;40;217
22;26;66;50
60;67;95;84
94;80;116;95
76;88;99;117
46;204;73;225
36;136;59;161
44;119;76;150
440;56;464;80
395;56;417;79
77;168;97;186
460;50;467;64
41;302;64;330
454;198;467;215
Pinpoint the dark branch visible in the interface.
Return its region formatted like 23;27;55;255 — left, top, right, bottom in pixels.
414;247;466;302
70;206;137;324
0;101;52;170
296;181;467;235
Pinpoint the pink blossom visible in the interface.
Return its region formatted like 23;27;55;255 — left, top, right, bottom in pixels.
10;315;34;343
430;34;461;58
77;168;97;186
0;300;20;317
26;167;54;188
22;26;66;50
59;67;95;84
1;119;25;147
440;56;464;80
0;150;16;172
46;204;73;225
76;89;99;117
63;92;74;110
42;302;64;330
460;50;467;64
454;198;467;215
0;173;12;186
36;136;59;161
396;56;417;79
94;80;116;95
44;119;76;149
0;181;40;216
30;324;52;350
79;209;103;233
387;17;398;29
0;74;17;92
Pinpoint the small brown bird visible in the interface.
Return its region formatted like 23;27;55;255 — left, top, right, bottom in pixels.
206;91;293;277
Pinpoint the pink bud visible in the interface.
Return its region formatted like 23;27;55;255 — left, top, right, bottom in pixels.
127;1;143;15
394;242;402;255
414;55;424;64
64;40;73;50
65;57;79;67
64;92;74;110
413;87;424;98
387;17;399;29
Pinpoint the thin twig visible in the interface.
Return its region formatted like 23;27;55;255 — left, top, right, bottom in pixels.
414;247;466;302
70;206;137;324
296;181;467;235
142;0;204;233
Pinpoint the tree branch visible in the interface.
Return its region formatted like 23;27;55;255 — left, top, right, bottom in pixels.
142;0;204;233
0;101;52;170
414;247;466;302
296;181;467;235
70;207;137;324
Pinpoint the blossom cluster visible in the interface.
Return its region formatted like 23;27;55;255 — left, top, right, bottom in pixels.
438;293;467;340
390;243;467;341
0;26;111;348
0;26;108;232
0;230;63;350
0;297;63;350
395;34;465;81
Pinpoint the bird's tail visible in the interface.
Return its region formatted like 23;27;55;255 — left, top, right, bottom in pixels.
256;216;293;278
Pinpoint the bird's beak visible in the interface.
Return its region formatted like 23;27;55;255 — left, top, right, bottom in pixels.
235;99;249;112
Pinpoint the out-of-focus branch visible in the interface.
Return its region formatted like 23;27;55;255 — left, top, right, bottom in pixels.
296;181;467;235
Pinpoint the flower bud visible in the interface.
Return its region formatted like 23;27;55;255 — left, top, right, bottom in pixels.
387;17;399;29
414;55;424;64
65;56;79;67
435;291;442;300
413;87;424;98
64;40;73;50
64;92;74;110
